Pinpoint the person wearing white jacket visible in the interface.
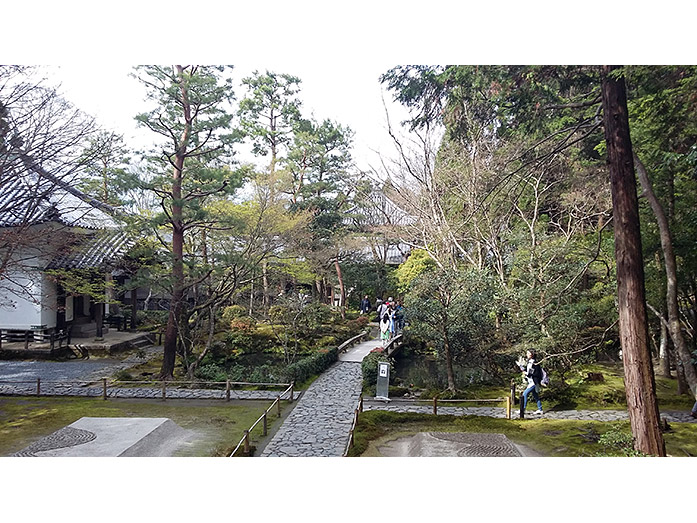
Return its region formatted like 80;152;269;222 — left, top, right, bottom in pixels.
519;349;543;415
380;313;391;347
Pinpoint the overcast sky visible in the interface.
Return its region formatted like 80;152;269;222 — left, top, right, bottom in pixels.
44;63;413;175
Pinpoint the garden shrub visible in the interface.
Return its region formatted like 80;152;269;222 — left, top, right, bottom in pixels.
137;310;169;330
348;315;370;331
221;304;247;327
282;346;339;384
596;425;644;456
361;350;394;389
195;363;229;383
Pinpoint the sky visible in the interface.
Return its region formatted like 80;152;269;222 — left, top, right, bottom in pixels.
44;63;413;175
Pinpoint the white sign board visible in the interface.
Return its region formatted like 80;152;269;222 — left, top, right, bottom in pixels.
376;362;390;399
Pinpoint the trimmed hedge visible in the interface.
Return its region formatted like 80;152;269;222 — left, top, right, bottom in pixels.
281;346;339;384
361;349;395;389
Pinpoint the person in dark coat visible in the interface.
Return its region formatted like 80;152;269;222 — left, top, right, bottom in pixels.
360;295;371;315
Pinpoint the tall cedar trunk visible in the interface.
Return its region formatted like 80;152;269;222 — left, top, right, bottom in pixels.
161;65;191;380
601;66;666;456
634;155;697;398
334;257;346;320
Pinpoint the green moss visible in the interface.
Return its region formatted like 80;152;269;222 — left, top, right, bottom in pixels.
347;410;697;457
0;396;276;457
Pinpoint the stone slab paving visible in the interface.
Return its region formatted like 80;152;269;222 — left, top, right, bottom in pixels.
362;401;697;423
0;382;292;401
0;345;161;383
260;361;363;457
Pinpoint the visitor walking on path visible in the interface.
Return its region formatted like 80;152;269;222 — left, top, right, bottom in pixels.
374;297;384;321
518;349;543;415
394;301;405;332
380;313;391;347
360;295;371;315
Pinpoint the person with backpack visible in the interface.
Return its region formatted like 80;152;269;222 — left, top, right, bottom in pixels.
519;349;544;415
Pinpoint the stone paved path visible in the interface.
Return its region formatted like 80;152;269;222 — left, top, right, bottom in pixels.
0;344;291;401
0;382;293;401
259;334;380;457
361;400;697;424
260;361;363;456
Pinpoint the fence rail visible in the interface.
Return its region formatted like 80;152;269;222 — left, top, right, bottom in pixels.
337;328;371;353
229;382;295;457
344;394;513;456
0;377;293;401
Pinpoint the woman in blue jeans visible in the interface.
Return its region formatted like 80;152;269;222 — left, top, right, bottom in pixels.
519;349;543;415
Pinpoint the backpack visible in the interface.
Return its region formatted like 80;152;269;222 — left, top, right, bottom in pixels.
531;363;548;386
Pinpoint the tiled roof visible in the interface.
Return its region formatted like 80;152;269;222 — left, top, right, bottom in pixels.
45;229;135;270
0;152;118;229
1;150;134;270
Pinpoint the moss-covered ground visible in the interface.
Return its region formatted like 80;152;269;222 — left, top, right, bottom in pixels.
0;395;283;457
394;361;695;413
348;410;697;457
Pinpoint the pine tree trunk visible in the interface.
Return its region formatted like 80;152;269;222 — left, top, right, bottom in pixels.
334;257;346;320
601;66;665;456
160;65;191;381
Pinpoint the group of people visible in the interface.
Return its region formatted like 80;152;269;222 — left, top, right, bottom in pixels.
360;295;405;347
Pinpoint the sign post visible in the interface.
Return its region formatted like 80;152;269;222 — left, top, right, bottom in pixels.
376;361;390;401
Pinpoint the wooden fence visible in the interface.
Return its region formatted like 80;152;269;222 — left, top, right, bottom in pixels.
343;394;513;456
0;378;293;401
229;382;295;457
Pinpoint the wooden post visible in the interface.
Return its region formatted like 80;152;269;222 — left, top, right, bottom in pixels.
162;381;166;401
36;377;40;396
510;380;516;407
130;288;137;330
243;430;250;454
277;396;282;417
359;395;363;413
290;382;294;402
262;412;268;436
95;301;104;339
225;379;230;401
506;396;511;420
25;331;30;350
519;393;525;419
102;378;107;400
433;396;438;415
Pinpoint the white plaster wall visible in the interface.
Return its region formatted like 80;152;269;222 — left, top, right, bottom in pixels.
40;274;58;329
0;248;57;330
0;265;43;330
65;295;74;321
